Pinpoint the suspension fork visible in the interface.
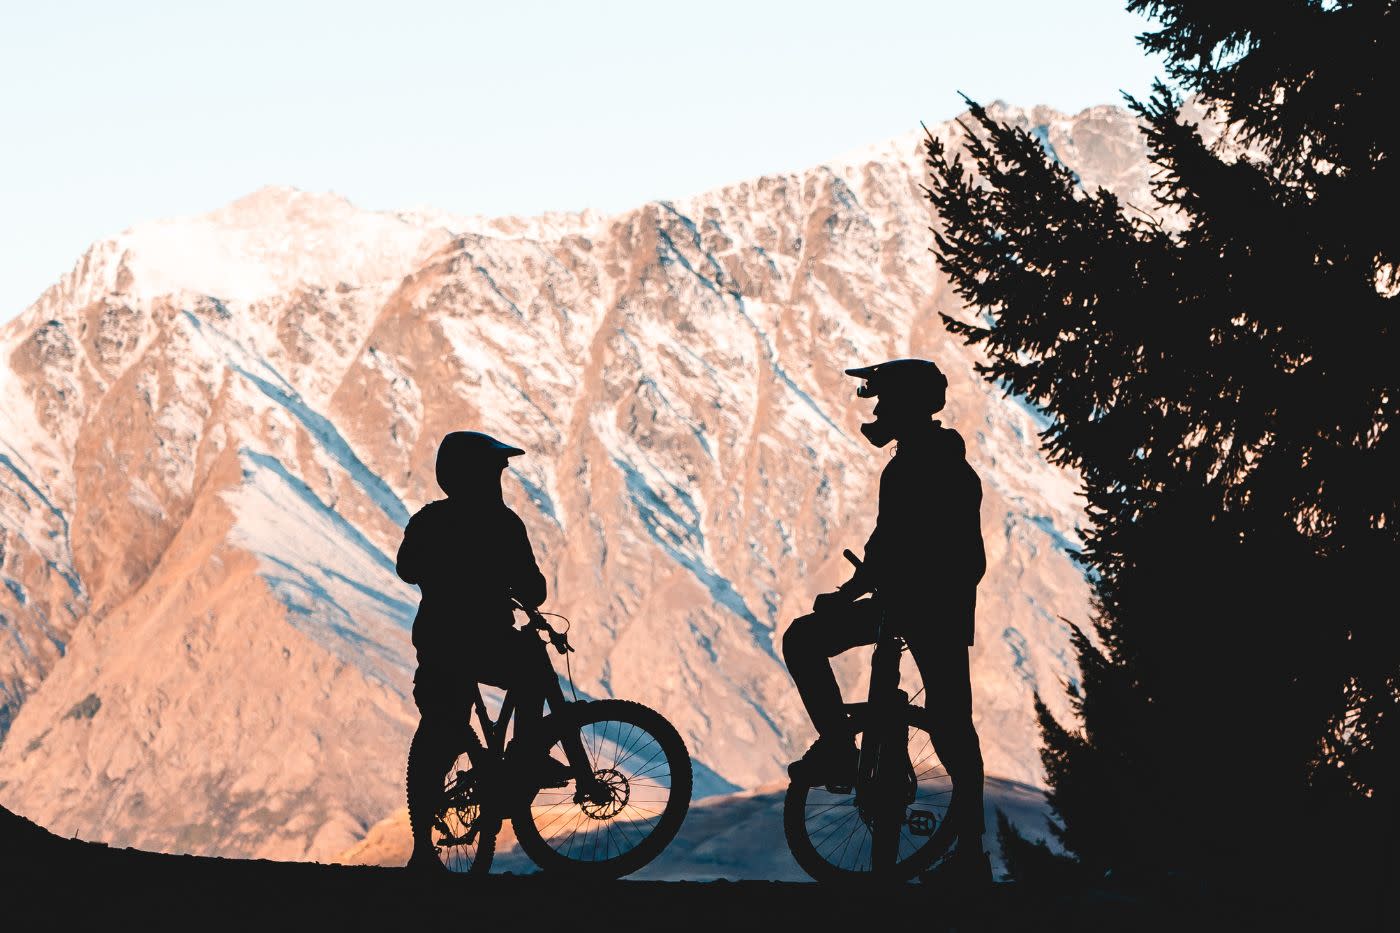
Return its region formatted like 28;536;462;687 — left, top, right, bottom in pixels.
861;613;910;872
846;550;909;766
540;652;593;780
860;616;909;772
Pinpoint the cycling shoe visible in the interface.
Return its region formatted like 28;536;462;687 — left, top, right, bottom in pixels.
405;848;449;875
787;736;858;787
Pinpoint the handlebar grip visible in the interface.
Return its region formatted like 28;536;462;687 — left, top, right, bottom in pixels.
842;548;862;569
511;598;573;653
513;598;544;621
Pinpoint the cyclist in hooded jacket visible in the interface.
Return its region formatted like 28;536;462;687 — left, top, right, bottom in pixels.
783;358;991;885
398;430;560;871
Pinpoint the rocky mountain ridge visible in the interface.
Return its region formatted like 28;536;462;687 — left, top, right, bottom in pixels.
0;102;1149;861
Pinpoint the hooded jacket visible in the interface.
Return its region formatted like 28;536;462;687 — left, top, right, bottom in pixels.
850;422;986;641
396;495;546;657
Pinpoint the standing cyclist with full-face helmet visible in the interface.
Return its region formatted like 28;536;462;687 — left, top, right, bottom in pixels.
782;358;991;885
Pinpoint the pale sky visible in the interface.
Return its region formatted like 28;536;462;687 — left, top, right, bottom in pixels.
0;0;1166;322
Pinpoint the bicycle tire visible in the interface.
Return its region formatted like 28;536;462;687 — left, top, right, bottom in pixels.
783;704;958;882
511;699;692;879
407;729;497;875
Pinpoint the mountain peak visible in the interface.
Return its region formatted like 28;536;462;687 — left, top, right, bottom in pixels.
213;186;359;226
100;187;451;305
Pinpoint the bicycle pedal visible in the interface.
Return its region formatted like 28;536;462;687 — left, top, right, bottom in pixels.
906;809;937;836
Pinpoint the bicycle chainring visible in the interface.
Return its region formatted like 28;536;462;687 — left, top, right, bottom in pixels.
434;770;485;846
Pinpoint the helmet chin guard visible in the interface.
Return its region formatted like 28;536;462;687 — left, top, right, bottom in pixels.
859;419;897;448
847;359;948;448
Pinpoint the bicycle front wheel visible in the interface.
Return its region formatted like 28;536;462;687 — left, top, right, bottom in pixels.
783;704;958;882
512;699;692;879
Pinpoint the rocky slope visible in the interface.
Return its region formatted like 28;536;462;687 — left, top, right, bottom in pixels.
0;103;1149;861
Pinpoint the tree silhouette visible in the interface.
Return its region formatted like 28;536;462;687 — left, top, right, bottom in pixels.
925;0;1397;889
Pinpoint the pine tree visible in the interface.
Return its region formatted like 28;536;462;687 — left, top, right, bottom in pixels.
923;0;1398;888
995;807;1084;887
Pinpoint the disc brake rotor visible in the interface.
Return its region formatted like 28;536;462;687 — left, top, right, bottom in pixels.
579;767;630;820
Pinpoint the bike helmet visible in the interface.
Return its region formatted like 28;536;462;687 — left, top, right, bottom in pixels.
436;431;524;494
845;358;948;412
846;359;949;448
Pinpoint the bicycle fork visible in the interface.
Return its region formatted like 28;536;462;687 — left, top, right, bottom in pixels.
860;628;911;873
541;670;608;804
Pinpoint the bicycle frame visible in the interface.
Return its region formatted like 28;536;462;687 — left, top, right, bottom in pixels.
466;683;512;758
465;659;571;758
435;608;661;861
462;612;593;788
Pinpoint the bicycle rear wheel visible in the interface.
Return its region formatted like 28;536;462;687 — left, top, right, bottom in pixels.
406;726;497;875
512;699;692;879
783;704;957;882
432;752;499;874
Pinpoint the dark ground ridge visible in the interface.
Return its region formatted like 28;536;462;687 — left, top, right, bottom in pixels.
0;803;1375;930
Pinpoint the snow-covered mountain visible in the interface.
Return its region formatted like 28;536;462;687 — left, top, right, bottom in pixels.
0;103;1148;862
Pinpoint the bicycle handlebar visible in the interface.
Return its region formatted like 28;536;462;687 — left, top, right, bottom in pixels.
511;597;574;655
841;548;878;598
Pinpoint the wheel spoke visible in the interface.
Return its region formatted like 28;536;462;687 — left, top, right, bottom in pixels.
612;734;655;775
828;814;867;869
610;722;642;770
810;807;860;851
806;790;845;812
625;748;669;780
535;804;580;838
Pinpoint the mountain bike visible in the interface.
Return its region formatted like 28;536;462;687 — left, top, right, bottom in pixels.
409;600;693;878
782;550;959;882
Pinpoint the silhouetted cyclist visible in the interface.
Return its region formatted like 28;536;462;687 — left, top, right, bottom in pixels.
783;358;991;884
397;430;568;871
